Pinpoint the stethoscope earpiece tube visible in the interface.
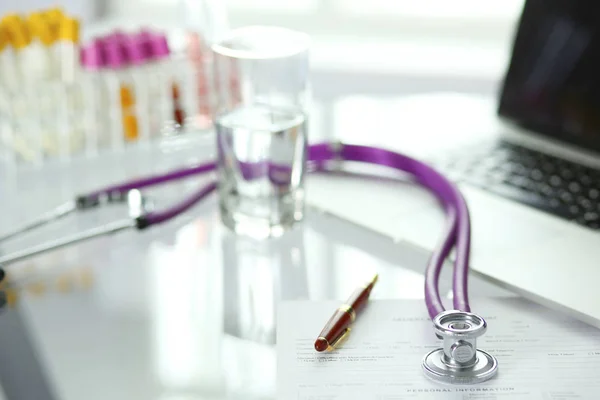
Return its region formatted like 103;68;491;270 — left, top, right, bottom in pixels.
425;206;458;319
136;181;218;229
308;142;497;385
308;142;471;318
0;269;5;309
0;141;497;384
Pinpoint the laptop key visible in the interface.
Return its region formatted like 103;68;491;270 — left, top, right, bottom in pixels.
560;168;575;180
542;162;556;174
568;182;582;194
577;213;600;230
529;169;544;181
579;174;593;186
577;197;594;210
558;190;575;204
549;175;562;187
503;176;530;189
498;162;527;175
584;211;599;222
569;205;581;215
549;198;561;208
536;183;555;197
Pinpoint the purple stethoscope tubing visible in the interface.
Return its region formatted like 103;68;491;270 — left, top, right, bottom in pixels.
1;142;470;319
309;143;471;319
87;142;471;318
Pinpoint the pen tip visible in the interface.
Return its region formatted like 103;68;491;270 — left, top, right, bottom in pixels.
370;273;379;286
314;337;329;352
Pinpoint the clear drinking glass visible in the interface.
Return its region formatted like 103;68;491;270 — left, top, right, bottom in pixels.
212;26;310;239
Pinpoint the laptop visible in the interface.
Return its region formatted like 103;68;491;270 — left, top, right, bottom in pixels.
451;0;600;229
308;0;600;327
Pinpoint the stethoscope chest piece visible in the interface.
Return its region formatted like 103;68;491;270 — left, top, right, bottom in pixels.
422;310;498;385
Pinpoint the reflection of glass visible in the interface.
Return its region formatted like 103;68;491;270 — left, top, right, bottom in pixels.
213;26;310;239
149;220;225;396
221;226;307;345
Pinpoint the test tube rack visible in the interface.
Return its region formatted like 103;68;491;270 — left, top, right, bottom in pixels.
0;24;218;168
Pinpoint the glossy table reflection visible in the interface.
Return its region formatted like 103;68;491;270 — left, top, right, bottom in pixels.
0;92;514;400
0;191;511;400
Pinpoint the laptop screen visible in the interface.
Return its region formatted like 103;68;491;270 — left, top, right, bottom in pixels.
498;0;600;153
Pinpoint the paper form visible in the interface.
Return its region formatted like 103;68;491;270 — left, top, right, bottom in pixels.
277;298;600;400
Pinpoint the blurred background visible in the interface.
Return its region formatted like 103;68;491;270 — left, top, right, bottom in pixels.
100;0;523;83
0;0;526;170
12;1;600;400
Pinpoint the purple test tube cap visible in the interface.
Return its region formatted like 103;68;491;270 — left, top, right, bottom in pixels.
150;33;170;60
80;38;106;70
124;35;150;66
139;27;154;38
104;37;128;69
108;29;127;43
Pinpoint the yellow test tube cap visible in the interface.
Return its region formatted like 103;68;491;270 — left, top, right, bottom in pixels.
45;7;65;22
44;7;64;39
0;25;7;51
28;12;54;46
58;16;80;43
1;13;23;27
4;18;31;49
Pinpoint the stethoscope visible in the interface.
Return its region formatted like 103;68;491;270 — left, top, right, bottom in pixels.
0;141;498;385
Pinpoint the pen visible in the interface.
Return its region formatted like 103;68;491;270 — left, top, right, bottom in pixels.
314;274;378;352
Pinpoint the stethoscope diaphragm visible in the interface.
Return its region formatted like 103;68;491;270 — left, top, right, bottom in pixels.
422;310;498;385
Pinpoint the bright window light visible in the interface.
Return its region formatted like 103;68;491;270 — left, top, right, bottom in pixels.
142;0;318;11
227;0;317;11
333;0;525;19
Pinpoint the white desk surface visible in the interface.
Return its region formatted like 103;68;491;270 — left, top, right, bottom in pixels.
0;92;587;400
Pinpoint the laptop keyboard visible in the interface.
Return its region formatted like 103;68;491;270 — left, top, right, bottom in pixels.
433;141;600;230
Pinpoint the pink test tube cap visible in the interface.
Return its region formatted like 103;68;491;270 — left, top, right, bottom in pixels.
108;29;127;42
104;37;128;69
150;33;170;59
80;38;106;70
139;28;153;38
124;35;149;66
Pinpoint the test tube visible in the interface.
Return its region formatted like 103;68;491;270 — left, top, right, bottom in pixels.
181;0;228;130
186;32;212;129
0;26;12;164
3;17;48;165
124;35;151;142
43;7;64;80
0;25;8;88
27;12;55;81
104;37;138;146
26;13;60;160
212;26;310;238
80;39;109;154
148;33;186;131
57;16;80;83
2;15;31;86
144;32;168;135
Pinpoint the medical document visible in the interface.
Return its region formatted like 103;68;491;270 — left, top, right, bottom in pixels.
277;298;600;400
